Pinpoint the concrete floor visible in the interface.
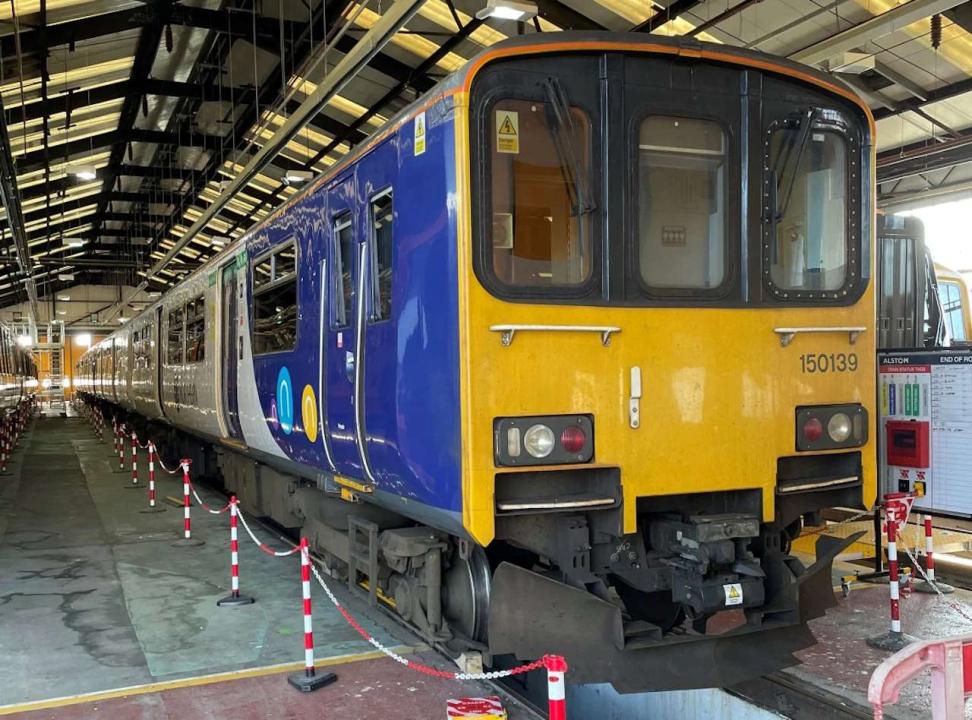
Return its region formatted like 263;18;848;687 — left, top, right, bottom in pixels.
789;580;972;719
0;415;533;718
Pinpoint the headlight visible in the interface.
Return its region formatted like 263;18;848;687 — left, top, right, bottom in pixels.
523;424;555;459
493;415;594;467
795;404;867;451
827;413;852;442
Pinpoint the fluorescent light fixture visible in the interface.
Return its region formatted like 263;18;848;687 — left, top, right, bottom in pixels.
72;164;97;181
58;273;75;281
475;0;538;20
75;333;91;347
56;310;67;316
57;294;70;301
118;316;128;323
16;334;32;348
283;170;313;184
147;291;162;298
67;239;85;248
210;235;231;247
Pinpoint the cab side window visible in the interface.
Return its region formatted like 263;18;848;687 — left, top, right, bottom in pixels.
369;192;393;321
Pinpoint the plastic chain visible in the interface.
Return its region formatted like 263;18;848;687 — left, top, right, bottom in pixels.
903;541;972;623
235;506;301;557
187;480;231;515
307;561;547;681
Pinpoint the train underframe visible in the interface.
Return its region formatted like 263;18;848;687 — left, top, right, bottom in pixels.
109;406;865;693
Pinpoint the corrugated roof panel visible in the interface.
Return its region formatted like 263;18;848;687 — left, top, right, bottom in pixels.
350;4;467;72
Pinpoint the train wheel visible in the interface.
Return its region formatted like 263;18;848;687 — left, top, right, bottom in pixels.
442;544;491;644
615;583;686;632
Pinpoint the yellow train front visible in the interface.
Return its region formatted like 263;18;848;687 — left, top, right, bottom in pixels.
452;35;876;690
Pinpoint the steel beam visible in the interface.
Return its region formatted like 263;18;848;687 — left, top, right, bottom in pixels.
305;12;481;169
139;0;427;291
633;0;703;32
790;0;969;66
0;95;37;318
877;134;972;183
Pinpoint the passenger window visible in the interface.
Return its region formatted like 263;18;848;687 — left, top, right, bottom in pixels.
488;98;593;289
637;116;726;291
275;244;297;278
369;192;393;321
185;296;206;363
167;306;184;364
332;213;353;328
253;256;273;289
767;127;847;293
252;242;298;355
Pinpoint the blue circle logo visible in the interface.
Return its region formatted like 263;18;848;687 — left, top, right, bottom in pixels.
276;366;294;435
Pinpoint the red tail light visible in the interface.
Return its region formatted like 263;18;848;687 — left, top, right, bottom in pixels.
560;425;586;453
803;417;823;443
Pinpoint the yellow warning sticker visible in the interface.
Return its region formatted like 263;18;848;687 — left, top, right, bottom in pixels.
724;583;743;606
496;110;519;154
414;111;426;156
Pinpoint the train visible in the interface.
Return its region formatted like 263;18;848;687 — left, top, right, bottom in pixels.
77;33;877;692
0;323;38;412
935;263;972;345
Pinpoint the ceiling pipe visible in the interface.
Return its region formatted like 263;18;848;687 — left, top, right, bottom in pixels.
102;0;427;322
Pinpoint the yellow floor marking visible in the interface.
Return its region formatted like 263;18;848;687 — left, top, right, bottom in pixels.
793;520;972;560
0;644;422;716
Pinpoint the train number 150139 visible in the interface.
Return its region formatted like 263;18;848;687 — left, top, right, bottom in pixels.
800;353;858;373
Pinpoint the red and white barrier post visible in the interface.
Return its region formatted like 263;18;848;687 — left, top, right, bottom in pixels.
171;459;204;547
916;514;955;594
115;423;126;472
869;493;917;652
126;431;139;488
139;441;165;514
217;496;255;607
544;655;568;720
0;416;9;475
288;537;336;693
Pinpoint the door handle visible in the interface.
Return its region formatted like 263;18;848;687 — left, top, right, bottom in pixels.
345;351;355;382
629;366;641;429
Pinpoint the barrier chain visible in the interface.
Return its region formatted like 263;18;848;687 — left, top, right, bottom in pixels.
187;480;231;515
903;543;972;625
80;398;567;712
235;505;301;557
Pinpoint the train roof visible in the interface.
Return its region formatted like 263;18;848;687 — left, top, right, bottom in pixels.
80;31;874;361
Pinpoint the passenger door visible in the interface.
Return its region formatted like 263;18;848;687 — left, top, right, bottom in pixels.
220;259;244;440
322;175;363;478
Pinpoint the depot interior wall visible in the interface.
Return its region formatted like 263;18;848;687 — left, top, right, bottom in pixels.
0;284;142;398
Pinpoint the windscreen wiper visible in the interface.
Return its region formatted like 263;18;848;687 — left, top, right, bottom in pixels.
542;78;596;218
766;107;819;262
776;107;818;220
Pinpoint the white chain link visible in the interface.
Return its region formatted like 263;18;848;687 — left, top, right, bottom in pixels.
188;483;228;514
307;561;527;681
235;506;300;556
901;543;972;624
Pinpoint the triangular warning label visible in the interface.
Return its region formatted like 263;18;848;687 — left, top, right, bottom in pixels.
498;115;517;136
728;586;740;600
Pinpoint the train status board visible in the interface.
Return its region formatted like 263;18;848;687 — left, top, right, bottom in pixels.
879;350;972;517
